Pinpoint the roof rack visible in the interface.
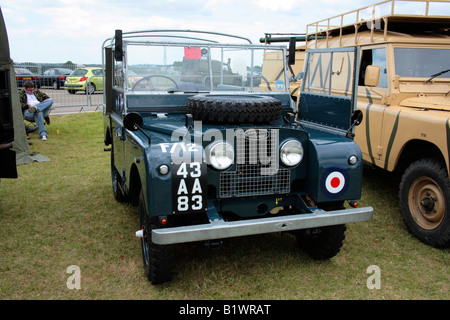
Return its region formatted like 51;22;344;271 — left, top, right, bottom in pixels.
306;0;450;48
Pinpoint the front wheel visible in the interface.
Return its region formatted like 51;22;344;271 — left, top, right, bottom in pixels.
399;158;450;248
139;190;174;284
296;224;347;260
295;202;346;260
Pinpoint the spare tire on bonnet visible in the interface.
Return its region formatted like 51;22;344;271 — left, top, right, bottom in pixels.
186;94;282;124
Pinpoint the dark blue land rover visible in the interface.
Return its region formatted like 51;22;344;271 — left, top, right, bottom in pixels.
102;30;373;284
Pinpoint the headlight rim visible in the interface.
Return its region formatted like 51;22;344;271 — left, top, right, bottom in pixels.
280;139;304;167
206;140;235;171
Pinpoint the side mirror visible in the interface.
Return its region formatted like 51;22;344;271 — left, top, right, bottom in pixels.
364;65;380;87
123;112;143;131
350;110;363;126
123;112;151;144
115;29;123;62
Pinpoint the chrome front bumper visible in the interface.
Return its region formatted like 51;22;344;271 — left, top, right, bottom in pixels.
151;206;373;245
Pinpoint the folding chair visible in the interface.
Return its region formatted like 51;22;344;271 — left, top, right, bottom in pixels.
24;117;38;138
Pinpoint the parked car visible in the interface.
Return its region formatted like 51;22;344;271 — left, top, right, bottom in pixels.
180;57;243;87
15;68;40;88
244;71;262;87
40;67;72;89
300;0;450;248
103;29;372;284
127;70;142;87
64;67;103;94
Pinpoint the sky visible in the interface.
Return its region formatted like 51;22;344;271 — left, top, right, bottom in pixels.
2;0;376;64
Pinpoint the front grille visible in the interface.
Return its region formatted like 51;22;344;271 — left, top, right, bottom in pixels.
219;129;291;198
220;167;290;198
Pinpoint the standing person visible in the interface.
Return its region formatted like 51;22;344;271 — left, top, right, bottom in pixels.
19;81;53;141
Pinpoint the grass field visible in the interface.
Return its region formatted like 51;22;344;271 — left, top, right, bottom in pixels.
0;112;448;300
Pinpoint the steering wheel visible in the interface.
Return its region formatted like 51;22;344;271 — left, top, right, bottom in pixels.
131;75;179;91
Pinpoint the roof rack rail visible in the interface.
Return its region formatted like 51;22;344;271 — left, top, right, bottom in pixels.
259;33;312;44
306;0;450;48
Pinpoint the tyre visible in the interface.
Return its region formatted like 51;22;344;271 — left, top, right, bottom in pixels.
111;164;125;202
139;190;174;284
399;158;450;248
52;81;59;90
109;140;125;202
295;202;346;260
86;83;95;95
187;94;282;124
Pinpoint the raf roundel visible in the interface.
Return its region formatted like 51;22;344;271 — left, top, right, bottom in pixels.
325;171;345;194
321;168;349;198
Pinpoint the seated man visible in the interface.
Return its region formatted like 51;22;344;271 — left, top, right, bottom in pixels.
19;81;52;141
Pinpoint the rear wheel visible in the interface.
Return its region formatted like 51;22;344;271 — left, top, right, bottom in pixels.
110;142;125;202
139;190;174;284
111;165;125;202
295;202;346;260
86;83;95;95
399;158;450;247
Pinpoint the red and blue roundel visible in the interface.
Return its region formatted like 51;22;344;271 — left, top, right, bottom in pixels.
320;168;349;198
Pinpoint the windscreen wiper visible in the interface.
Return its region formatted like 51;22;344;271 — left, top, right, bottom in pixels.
426;68;450;83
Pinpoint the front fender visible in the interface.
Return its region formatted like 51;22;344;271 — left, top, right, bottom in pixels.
306;133;363;203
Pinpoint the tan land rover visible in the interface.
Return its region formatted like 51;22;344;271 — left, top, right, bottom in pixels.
275;0;450;247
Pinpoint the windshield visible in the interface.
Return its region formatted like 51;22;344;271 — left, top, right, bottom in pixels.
117;42;288;93
15;68;32;75
394;48;450;79
70;69;87;77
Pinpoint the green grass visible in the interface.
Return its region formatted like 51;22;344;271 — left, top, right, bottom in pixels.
0;112;448;299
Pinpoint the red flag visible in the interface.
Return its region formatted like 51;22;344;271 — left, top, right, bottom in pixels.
184;47;201;59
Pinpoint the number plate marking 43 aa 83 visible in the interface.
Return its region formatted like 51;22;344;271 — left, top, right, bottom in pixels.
171;162;208;214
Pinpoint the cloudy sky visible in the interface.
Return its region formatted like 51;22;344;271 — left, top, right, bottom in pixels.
2;0;381;64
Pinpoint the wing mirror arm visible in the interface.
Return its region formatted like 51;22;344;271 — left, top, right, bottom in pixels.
346;110;363;139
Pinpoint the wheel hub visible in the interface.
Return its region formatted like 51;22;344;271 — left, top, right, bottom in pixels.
409;177;445;230
420;192;437;212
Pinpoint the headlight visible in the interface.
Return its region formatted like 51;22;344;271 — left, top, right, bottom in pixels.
207;141;234;170
280;140;303;167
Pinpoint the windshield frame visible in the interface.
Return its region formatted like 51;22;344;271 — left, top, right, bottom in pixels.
103;30;290;95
